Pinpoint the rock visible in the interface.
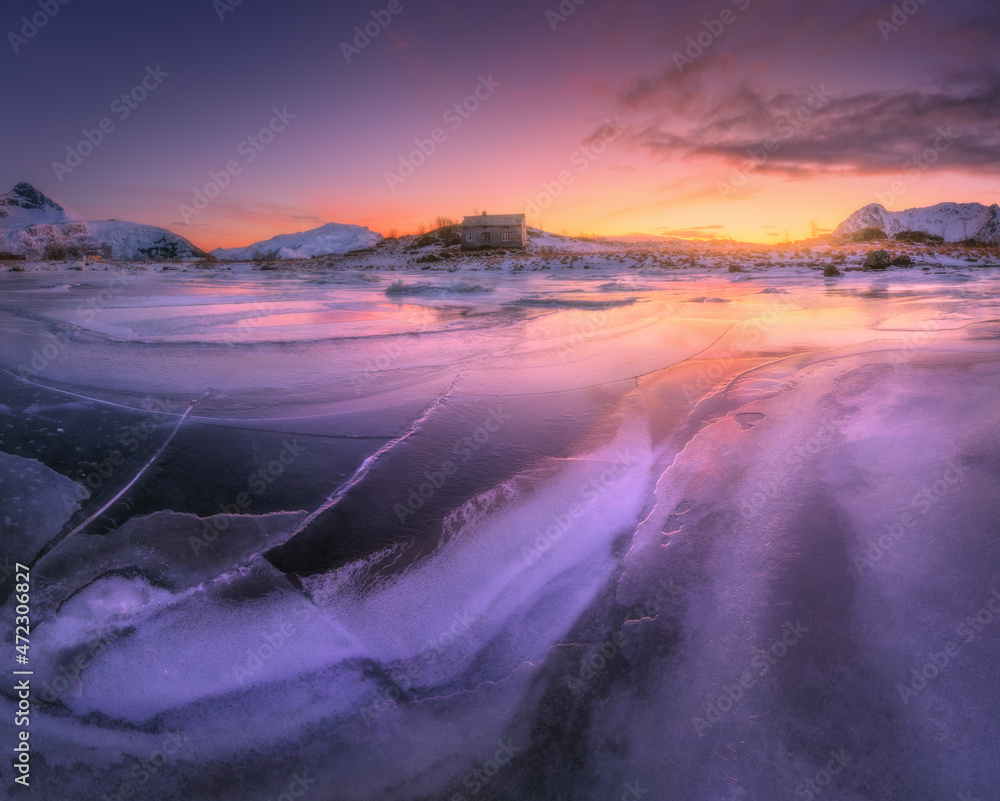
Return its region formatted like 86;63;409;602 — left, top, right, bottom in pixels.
823;264;842;277
891;255;914;267
863;250;891;270
728;263;742;273
850;227;888;242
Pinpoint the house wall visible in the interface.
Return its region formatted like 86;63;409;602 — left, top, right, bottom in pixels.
460;222;527;249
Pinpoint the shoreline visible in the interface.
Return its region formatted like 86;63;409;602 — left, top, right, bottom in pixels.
3;238;998;276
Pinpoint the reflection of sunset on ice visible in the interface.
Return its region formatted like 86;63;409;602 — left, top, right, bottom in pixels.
3;256;1000;798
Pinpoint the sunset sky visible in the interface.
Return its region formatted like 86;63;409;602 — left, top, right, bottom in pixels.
4;0;999;247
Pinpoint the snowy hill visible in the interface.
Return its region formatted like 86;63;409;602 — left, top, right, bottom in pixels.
0;182;82;229
0;182;205;260
834;202;1000;243
0;220;206;260
526;227;624;252
212;222;383;260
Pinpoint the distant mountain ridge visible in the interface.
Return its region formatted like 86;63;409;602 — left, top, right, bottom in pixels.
0;182;205;260
0;182;83;229
212;222;383;260
834;202;1000;244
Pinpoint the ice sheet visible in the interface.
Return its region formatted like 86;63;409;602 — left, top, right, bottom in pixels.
1;267;999;800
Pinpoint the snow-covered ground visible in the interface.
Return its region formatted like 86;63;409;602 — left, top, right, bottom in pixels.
1;260;999;801
5;230;1000;276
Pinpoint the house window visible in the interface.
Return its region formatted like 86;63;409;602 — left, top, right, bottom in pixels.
502;232;511;241
466;234;475;242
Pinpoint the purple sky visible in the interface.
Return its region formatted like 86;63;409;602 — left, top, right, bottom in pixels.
3;0;999;245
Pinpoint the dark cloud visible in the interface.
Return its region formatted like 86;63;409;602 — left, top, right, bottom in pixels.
617;71;1000;177
608;0;1000;179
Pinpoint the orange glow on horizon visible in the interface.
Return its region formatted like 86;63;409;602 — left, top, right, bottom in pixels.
103;147;1000;252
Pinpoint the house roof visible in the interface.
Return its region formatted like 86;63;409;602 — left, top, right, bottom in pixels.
461;213;526;226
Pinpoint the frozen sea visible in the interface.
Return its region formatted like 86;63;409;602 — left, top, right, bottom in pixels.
1;265;1000;800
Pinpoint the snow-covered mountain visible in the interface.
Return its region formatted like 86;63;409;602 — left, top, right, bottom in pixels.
966;204;1000;245
834;202;1000;244
212;222;383;260
0;220;206;260
0;182;205;260
0;182;83;229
